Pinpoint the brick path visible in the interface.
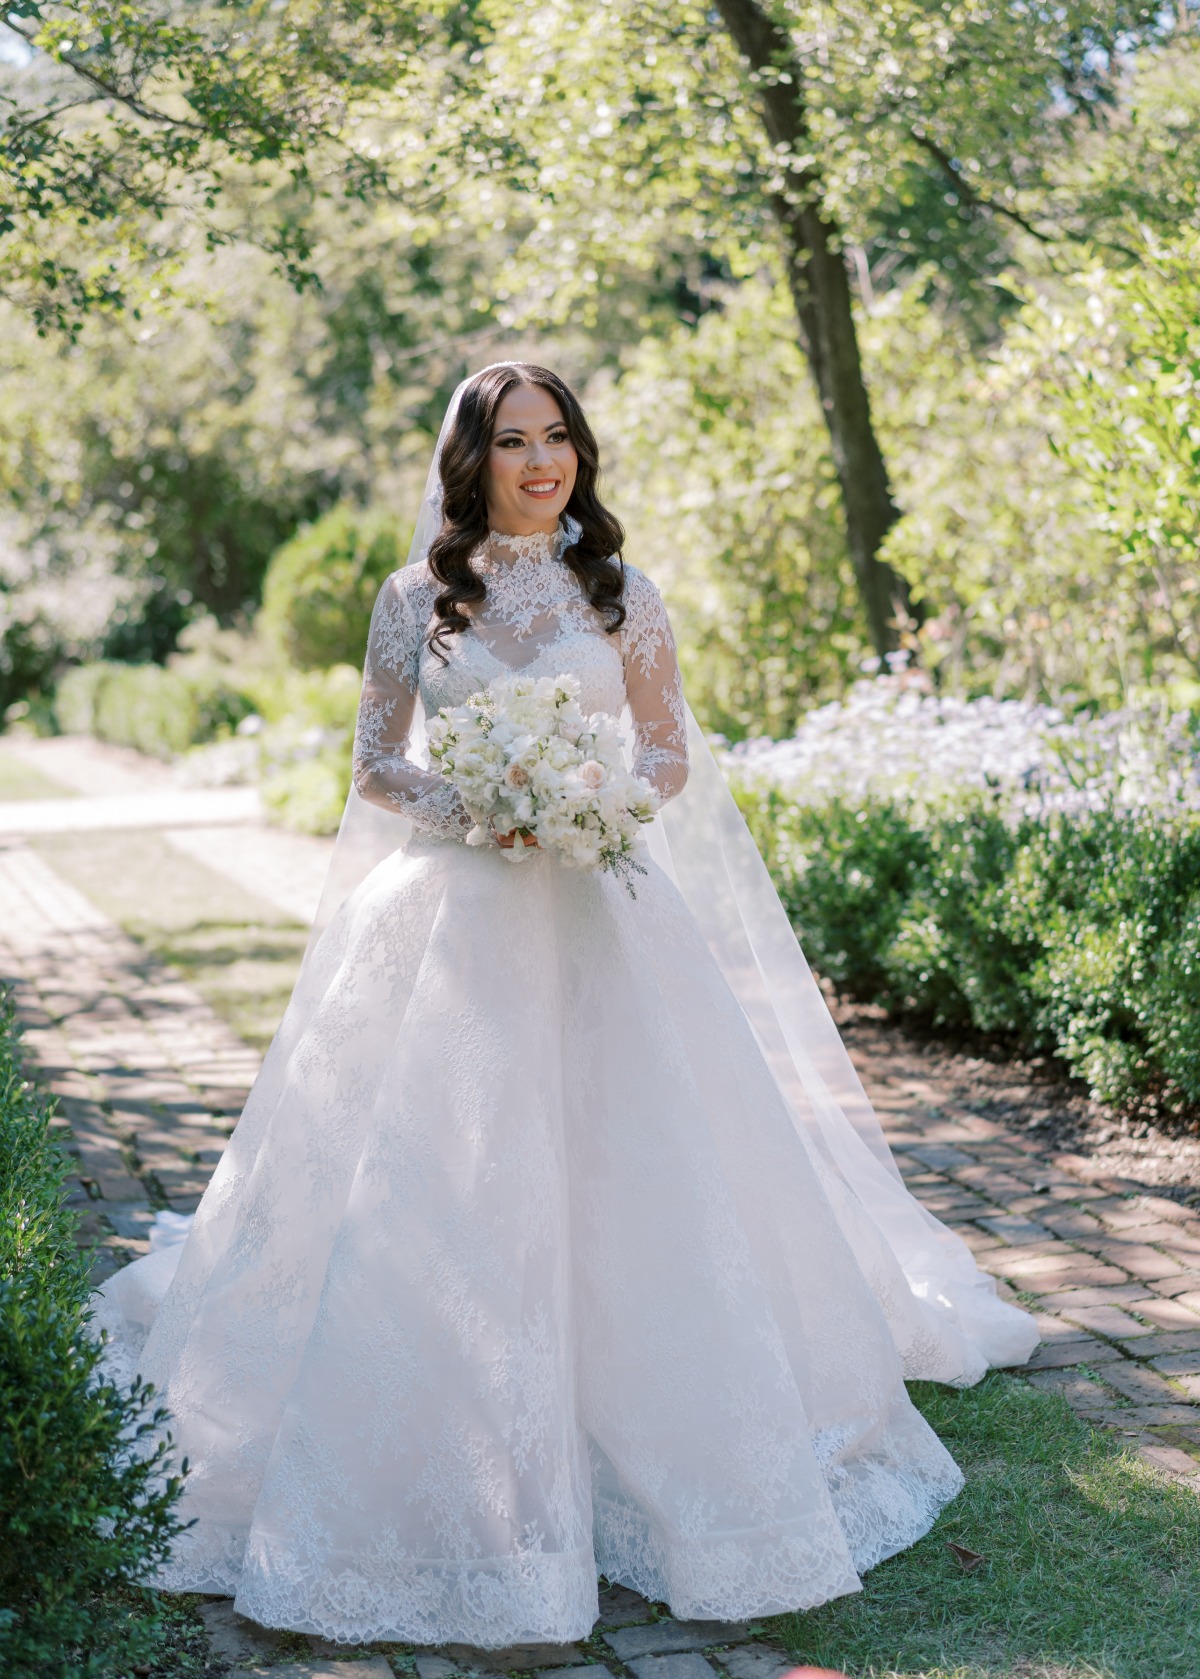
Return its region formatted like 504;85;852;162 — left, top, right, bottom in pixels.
2;734;1199;1674
869;1080;1200;1490
0;843;260;1279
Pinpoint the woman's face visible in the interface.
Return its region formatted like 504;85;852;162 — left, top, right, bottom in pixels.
481;383;578;535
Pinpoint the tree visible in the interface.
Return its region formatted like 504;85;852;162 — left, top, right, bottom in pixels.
870;238;1200;711
0;0;452;330
711;0;907;654
466;0;1189;653
588;279;859;737
1050;238;1200;696
0;194;528;702
3;0;1194;661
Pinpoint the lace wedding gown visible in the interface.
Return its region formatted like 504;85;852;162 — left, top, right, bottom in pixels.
96;529;1036;1646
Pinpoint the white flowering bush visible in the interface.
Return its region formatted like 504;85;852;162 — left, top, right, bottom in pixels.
724;675;1200;823
727;678;1200;1124
428;674;660;889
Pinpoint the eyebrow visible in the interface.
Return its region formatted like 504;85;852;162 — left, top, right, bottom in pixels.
493;422;567;439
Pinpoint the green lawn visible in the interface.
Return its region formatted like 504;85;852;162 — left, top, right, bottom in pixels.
0;746;76;801
770;1373;1200;1679
32;829;307;1053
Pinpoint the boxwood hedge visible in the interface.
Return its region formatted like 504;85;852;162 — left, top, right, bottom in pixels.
734;785;1200;1122
0;993;185;1679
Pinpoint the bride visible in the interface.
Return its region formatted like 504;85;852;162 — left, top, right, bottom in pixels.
96;361;1037;1649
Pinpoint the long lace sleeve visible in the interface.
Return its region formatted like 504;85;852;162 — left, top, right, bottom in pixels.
620;569;690;803
352;574;473;839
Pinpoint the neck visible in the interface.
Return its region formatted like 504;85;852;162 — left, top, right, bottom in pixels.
486;515;561;539
483;525;563;564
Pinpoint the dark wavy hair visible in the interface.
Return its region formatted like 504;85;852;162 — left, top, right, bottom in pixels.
425;363;626;659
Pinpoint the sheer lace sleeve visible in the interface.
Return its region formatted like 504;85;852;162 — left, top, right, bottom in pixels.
619;568;689;803
352;573;473;839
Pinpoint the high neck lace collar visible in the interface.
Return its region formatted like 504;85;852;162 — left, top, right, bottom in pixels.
479;526;566;569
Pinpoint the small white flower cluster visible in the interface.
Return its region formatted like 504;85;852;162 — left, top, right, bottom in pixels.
724;676;1200;824
427;673;661;888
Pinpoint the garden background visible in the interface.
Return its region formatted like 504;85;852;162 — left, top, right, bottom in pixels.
3;4;1200;1678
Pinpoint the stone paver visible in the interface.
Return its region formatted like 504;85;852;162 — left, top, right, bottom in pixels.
628;1656;724;1679
597;1584;655;1627
534;1669;607;1679
603;1624;746;1660
847;1034;1200;1496
196;1600;285;1666
262;1664;395;1679
441;1646;590;1673
716;1650;794;1679
2;731;1199;1676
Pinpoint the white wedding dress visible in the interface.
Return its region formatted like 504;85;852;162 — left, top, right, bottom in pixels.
95;527;1037;1647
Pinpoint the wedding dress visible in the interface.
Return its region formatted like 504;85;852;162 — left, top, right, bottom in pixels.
95;523;1036;1644
94;382;1036;1646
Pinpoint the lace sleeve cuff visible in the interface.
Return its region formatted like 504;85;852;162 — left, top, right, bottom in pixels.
397;780;475;840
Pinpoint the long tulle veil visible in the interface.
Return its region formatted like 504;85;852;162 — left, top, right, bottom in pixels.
304;366;1035;1370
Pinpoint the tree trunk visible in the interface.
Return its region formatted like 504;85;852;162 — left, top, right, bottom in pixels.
713;0;914;656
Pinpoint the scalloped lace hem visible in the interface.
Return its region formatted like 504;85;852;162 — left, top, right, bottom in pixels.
164;1537;600;1648
148;1440;964;1643
594;1437;963;1622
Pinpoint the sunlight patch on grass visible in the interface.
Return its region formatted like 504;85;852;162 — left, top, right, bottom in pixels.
32;830;307;1051
150;922;308;1053
768;1373;1200;1679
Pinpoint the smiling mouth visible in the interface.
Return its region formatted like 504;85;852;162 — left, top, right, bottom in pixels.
520;480;561;498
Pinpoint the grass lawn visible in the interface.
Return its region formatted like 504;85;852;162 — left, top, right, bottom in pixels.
770;1372;1200;1679
32;829;307;1053
0;746;76;801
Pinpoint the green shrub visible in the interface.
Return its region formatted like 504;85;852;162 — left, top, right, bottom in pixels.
261;747;352;835
52;665;112;738
736;786;933;999
239;661;362;732
92;663;199;759
735;785;1200;1120
260;502;407;671
0;993;185;1678
54;653;260;760
1016;811;1200;1113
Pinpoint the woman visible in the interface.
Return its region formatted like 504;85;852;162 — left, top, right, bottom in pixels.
97;362;1037;1649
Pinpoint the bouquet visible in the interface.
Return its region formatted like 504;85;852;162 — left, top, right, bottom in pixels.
426;674;660;892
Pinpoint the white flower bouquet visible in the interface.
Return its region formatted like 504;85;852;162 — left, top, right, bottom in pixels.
427;673;660;891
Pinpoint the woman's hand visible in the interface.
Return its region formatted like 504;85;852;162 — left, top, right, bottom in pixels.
492;822;540;850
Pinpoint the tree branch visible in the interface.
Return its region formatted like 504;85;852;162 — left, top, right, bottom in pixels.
1;17;212;136
908;129;1055;245
908;127;1142;264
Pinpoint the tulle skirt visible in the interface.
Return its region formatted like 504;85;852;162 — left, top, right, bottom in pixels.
95;836;1034;1645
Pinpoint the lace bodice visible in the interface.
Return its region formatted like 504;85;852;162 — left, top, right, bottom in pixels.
352;530;689;839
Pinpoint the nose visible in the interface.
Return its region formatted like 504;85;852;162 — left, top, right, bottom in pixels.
526;437;553;467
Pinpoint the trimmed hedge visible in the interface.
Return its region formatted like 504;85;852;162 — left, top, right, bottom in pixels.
0;993;185;1679
735;785;1200;1121
54;659;255;760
